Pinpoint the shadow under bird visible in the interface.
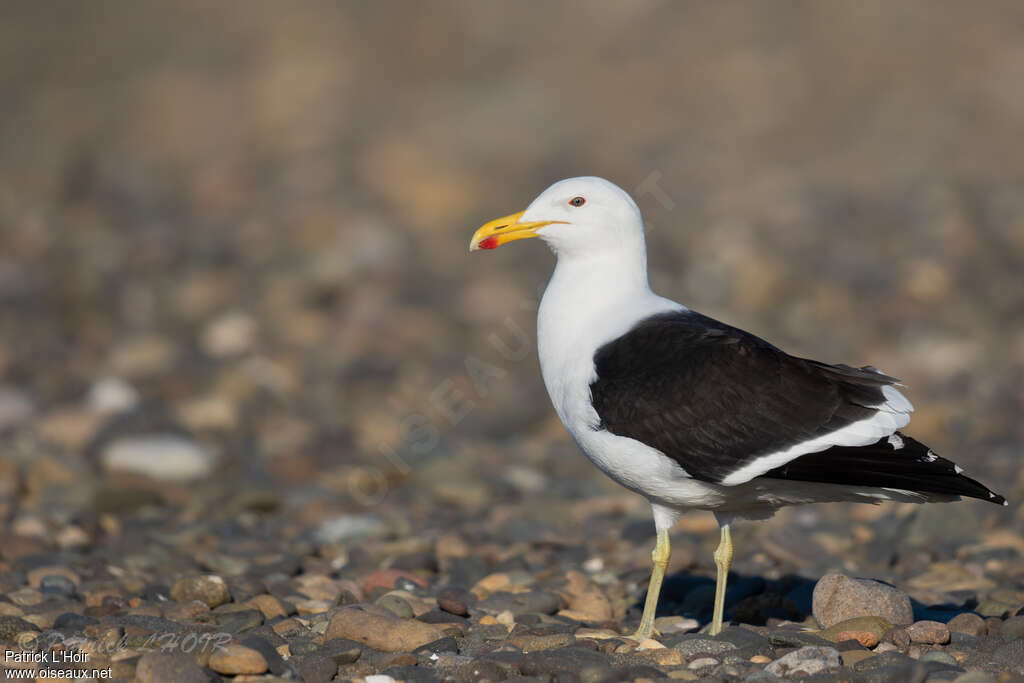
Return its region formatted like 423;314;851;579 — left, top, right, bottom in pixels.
468;176;1007;640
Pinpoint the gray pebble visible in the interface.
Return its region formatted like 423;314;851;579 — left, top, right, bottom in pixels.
671;635;738;657
376;593;414;618
919;650;959;667
764;646;841;677
135;651;208;683
39;574;77;597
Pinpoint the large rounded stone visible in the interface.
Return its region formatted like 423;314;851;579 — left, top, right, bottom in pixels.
325;607;445;653
812;574;913;628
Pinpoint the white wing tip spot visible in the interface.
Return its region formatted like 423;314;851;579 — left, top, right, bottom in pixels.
954;464;963;474
888;434;904;449
923;450;937;462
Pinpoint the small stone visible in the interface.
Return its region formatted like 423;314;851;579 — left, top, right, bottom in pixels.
246;594;288;620
200;310;257;357
688;657;719;669
170;575;231;608
361;569;428;595
326;607;445;652
135;651;209;683
563;570;612;621
0;616;39;643
314;514;386;544
39;575;78;598
210;607;263;633
906;619;950;644
999;614;1024;639
6;588;42;607
764;645;842;677
437;586;474;616
376;594;414;619
0;386;33;430
292;654;337;683
952;673;998;683
208;643;269;675
26;566;80;588
750;655;772;664
670;635;737;657
821;616;893;647
841;650;876;667
56;525;90;549
947;613;986;637
520;633;574;652
883;626;911;648
472;572;511;596
648;649;684;666
87;377;139;415
295;599;332;615
459;659;511;682
812;574;913;628
920;651;958;667
654;616;699;635
102;435;213;482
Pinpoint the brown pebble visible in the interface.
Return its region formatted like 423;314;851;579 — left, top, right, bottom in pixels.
208;643;268;675
325;606;445;652
905;620;950;644
947;612;986;637
170;575;231;608
246;594;288;620
883;627;911;648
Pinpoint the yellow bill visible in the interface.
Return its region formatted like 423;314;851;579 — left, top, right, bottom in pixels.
469;211;566;251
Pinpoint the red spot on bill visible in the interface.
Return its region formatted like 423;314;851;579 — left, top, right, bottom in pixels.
479;236;499;250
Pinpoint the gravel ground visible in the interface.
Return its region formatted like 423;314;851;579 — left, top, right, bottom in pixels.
1;3;1023;681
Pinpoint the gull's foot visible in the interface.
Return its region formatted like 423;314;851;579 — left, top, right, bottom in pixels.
625;626;661;642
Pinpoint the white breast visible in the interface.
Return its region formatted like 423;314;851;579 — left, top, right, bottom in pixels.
535;258;723;506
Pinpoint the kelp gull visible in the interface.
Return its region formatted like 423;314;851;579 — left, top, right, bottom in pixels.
469;176;1006;640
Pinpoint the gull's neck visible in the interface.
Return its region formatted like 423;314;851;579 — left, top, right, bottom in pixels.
538;241;674;366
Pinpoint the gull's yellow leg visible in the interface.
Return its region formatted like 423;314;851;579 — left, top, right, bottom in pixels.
710;523;733;636
630;529;670;640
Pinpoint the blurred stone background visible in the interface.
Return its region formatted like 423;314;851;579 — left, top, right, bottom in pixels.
0;1;1021;560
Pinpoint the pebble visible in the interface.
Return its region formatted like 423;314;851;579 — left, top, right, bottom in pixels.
208;643;270;675
688;656;719;669
246;594;288;619
765;645;842;677
812;573;913;628
376;593;414;619
170;575;231;608
999;614;1024;639
135;651;209;682
906;619;951;644
920;650;959;667
86;376;139;414
200;310;257;357
654;616;700;635
947;612;986;636
326;607;445;652
563;570;613;621
362;569;429;595
670;635;737;657
820;615;893;647
437;586;474;616
0;386;33;430
0;616;38;643
102;434;213;482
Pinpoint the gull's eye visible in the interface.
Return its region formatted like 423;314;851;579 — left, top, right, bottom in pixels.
569;196;586;207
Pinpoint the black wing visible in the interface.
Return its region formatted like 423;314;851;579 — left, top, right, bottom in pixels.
764;433;1006;505
589;310;904;484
